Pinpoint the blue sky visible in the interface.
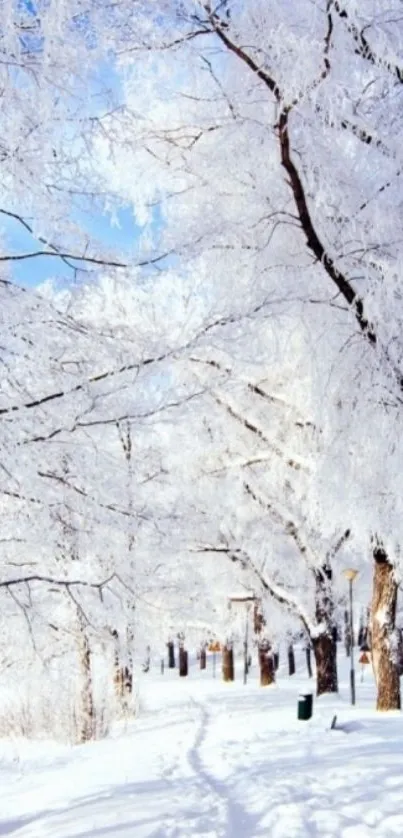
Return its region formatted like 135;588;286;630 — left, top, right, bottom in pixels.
4;205;142;288
4;24;143;290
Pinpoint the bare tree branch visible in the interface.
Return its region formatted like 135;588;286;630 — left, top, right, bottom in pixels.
244;480;318;566
192;541;313;635
334;3;403;83
0;572;118;591
204;5;403;396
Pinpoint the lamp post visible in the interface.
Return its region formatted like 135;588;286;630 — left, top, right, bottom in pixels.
343;568;359;705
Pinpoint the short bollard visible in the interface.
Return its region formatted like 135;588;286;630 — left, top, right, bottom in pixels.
298;693;313;721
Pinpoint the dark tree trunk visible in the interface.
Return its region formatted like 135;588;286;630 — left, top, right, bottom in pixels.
312;632;338;695
371;543;401;711
179;647;188;677
222;644;234;682
259;641;275;686
273;651;279;671
288;643;295;676
167;641;175;669
312;564;338;695
305;645;312;678
200;646;207;670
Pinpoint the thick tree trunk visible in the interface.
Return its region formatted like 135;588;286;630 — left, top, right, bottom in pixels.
222;644;234;682
259;640;275;686
313;564;338;695
200;646;207;670
371;544;401;711
288;643;295;676
167;640;175;669
312;632;338;696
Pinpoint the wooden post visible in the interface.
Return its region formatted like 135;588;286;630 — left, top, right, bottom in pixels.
200;645;207;670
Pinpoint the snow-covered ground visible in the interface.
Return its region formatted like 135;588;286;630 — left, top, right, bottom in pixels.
1;650;403;838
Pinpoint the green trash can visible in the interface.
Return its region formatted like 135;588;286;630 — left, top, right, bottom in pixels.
298;693;313;720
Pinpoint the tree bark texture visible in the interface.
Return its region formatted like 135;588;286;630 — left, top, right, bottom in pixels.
313;565;338;695
78;621;94;743
111;629;132;698
371;545;401;711
259;640;275;686
312;632;338;696
222;644;234;682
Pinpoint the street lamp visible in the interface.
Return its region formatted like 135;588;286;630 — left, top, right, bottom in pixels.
343;568;359;705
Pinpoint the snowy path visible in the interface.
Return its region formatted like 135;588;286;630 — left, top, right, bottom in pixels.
1;661;403;837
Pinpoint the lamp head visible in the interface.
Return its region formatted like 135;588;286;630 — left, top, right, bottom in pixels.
343;568;359;583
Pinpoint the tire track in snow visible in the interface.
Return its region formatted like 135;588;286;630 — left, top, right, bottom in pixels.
188;700;261;838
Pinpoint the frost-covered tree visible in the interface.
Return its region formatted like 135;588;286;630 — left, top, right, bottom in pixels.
156;322;357;696
0;0;148;275
98;0;403;710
